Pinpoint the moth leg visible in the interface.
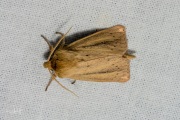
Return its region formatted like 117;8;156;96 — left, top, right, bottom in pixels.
95;29;102;32
55;32;64;36
55;32;65;48
41;35;54;52
123;54;136;60
71;80;76;84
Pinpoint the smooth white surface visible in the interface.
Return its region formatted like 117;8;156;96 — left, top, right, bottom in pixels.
1;0;180;120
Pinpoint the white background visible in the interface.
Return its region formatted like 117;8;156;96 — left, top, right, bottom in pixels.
1;0;180;120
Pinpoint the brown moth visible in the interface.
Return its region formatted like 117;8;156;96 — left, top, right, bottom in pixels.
41;25;135;95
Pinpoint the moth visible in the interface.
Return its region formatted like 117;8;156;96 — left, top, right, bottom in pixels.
41;25;135;95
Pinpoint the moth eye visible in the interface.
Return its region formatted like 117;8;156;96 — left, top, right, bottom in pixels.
86;55;89;56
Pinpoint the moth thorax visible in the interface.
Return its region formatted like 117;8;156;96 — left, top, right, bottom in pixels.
43;61;52;69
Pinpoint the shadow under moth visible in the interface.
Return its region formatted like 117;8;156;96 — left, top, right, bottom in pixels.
41;25;135;95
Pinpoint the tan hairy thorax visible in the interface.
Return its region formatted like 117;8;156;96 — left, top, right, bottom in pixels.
41;25;135;95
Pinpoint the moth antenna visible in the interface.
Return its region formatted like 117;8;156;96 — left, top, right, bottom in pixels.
55;32;66;48
46;69;78;97
41;35;53;52
45;77;53;91
45;69;55;91
47;27;72;61
54;78;78;97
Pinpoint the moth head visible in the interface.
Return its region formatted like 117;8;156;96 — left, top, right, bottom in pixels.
43;61;52;69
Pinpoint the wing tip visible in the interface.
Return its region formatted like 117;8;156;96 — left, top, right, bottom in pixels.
118;75;130;82
112;25;126;33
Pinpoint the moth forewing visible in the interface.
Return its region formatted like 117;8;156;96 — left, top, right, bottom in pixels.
56;55;130;82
